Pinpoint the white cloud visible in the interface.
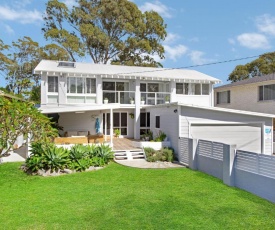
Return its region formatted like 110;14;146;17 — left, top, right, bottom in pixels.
163;33;180;44
0;5;42;24
62;0;78;9
4;24;14;34
14;0;32;8
164;44;188;61
256;14;275;36
188;50;215;65
237;33;270;49
140;1;172;18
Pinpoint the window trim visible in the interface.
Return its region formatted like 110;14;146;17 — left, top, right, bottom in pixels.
67;77;96;95
48;76;58;93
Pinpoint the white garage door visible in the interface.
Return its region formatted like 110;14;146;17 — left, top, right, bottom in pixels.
191;124;262;153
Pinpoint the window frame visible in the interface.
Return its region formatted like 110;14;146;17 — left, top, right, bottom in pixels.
217;90;230;104
48;76;58;93
259;84;275;101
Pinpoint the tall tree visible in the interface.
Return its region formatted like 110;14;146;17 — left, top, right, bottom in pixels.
0;37;70;99
228;52;275;82
43;0;167;67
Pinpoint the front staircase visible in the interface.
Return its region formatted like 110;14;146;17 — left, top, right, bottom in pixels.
114;149;145;161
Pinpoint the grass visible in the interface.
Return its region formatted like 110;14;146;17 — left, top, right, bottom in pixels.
0;162;275;229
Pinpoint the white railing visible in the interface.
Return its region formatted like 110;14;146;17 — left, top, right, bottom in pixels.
102;91;171;105
140;92;170;105
103;91;135;104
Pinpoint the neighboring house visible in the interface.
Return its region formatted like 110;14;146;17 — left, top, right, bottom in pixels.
34;60;274;155
214;74;275;144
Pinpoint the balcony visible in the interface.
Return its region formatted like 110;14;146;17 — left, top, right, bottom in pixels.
102;90;171;105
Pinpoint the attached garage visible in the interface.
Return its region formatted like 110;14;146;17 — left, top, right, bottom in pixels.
180;104;274;155
190;123;262;153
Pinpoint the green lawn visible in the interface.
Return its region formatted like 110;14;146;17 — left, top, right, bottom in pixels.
0;162;275;229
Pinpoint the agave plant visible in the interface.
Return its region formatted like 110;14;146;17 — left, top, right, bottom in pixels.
43;146;69;172
69;144;89;161
94;144;114;164
25;155;45;172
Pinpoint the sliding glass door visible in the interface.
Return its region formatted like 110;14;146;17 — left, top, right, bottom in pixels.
103;112;128;135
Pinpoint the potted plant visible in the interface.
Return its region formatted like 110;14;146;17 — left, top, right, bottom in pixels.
141;97;145;105
104;98;108;104
114;128;120;138
165;95;170;104
129;113;134;119
129;97;134;104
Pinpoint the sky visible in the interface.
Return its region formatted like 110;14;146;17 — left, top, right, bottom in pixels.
1;0;275;87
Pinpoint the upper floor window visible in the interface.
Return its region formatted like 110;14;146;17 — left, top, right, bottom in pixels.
48;76;58;93
67;77;96;94
103;81;128;91
176;83;209;95
259;84;275;101
176;83;189;94
217;91;230;104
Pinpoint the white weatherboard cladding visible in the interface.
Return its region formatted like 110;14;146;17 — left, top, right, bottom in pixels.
180;106;273;155
146;105;179;155
191;124;261;153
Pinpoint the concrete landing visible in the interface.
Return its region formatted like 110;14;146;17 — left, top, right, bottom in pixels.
115;159;185;169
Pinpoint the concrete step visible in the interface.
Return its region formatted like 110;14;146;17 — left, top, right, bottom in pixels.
114;150;145;161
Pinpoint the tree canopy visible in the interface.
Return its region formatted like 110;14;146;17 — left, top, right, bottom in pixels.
228;52;275;82
43;0;167;67
0;37;70;100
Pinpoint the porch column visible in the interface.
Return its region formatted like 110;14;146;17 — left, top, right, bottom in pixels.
58;72;66;105
96;75;103;104
170;81;176;102
110;108;113;147
134;78;140;139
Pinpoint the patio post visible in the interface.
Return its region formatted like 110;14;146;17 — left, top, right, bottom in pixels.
110;108;113;147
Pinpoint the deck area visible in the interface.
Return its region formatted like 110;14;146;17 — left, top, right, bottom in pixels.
111;138;141;151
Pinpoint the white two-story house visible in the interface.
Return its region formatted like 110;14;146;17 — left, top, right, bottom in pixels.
34;60;274;155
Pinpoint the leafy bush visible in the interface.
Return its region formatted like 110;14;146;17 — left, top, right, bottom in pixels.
144;147;174;162
154;130;167;142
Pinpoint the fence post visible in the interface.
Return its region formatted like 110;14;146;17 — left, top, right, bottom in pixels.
223;144;236;186
188;138;198;170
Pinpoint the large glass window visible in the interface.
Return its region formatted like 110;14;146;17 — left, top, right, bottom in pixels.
67;77;95;94
103;112;128;135
86;78;96;94
176;83;208;95
48;76;58;93
217;91;230;104
259;84;275;101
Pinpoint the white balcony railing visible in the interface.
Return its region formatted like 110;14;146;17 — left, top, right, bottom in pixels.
102;91;171;105
140;92;170;105
103;91;135;104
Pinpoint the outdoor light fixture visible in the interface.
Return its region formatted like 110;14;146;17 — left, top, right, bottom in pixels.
174;109;178;113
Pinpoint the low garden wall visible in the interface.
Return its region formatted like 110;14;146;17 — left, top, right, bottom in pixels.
132;141;171;150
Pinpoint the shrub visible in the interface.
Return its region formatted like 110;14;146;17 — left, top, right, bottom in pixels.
144;147;174;162
154;130;167;142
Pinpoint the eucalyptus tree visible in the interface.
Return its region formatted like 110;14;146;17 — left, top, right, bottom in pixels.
43;0;167;67
228;52;275;82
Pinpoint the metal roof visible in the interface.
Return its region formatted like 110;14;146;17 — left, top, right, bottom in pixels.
34;60;220;83
146;102;275;118
215;73;275;89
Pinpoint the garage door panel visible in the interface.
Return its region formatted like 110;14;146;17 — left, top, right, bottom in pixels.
191;125;261;153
